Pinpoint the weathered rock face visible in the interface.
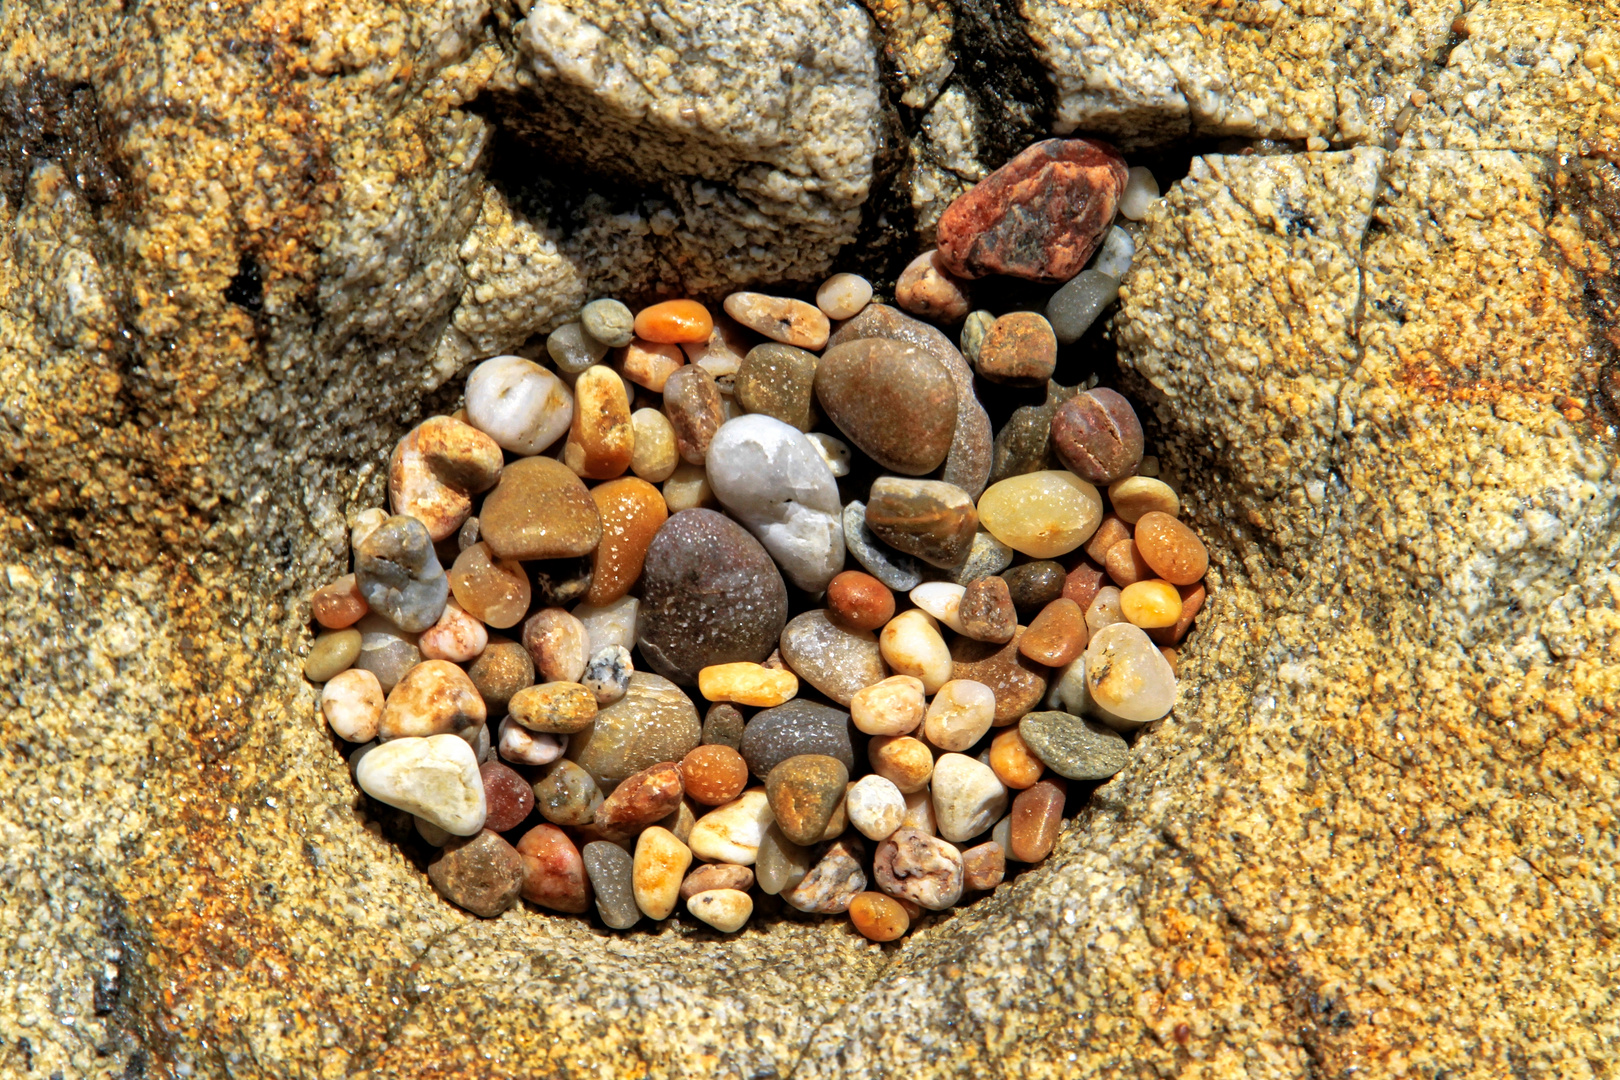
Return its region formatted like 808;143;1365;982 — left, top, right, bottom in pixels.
1;3;1616;1080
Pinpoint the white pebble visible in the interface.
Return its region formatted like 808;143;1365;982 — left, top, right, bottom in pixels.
1118;166;1161;220
498;716;565;765
930;753;1009;843
322;668;384;742
354;733;486;835
909;581;967;634
815;272;873;320
1092;226;1135;279
464;355;574;455
846;775;906;841
879;609;953;694
922;679;996;752
804;432;852;477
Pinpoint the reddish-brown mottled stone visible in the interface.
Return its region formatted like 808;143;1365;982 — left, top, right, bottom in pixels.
680;745;750;807
515;824;592;913
1020;598;1087;667
479;760;535;833
935;138;1128;282
1148;581;1206;646
1009;778;1067;863
595;761;685;831
827;571;895;631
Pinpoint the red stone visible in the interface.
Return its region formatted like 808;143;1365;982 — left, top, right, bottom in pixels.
479;760;534;833
935;138;1128;282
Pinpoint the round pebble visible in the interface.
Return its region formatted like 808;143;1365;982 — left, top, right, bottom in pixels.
724;291;830;350
464;355;573;456
305;629;361;682
322;667;384;742
449;542;529;629
827;571;895;631
850;675;927;736
816;272;873;320
687;888;754;932
1133;511;1208;586
681;745;750;806
581;298;635;347
634;299;713;344
976;471;1102;560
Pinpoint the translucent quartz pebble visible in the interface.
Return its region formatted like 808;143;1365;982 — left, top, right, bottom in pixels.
1117;166;1161;221
1045;270;1121;345
1092;226;1135;279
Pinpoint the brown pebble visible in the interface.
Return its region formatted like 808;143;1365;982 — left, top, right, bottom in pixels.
564;365;634;480
1009;778;1067;862
1134;512;1208;586
960;840;1006;891
975;311;1057;384
1083;514;1132;565
312;574;368;629
895;249;972;323
950;629;1049;725
680;862;755;900
449;542;531;629
988;728;1045;789
1061;559;1107;610
480;760;535;833
466;638;534;715
1050;388;1143;484
723;292;831;350
767;754;850;847
827;570;896;631
1148;581;1206;646
1104;538;1156;588
426;831;524;917
848;891;910;941
958;576;1017;643
680;745;750;807
508;681;598;734
595;761;686;832
587;477;669;605
663;365;727;464
1000;560;1066;612
1019;598;1087;667
515;823;592;913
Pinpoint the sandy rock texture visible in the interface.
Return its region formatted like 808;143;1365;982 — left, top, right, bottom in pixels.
0;0;1616;1078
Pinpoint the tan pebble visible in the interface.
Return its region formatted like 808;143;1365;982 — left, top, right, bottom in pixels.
305;629;361;682
698;662;799;707
379;659;486;739
869;735;934;794
417;415;503;493
988;728;1044;789
816;273;873;320
688;789;774;864
322;667;384;742
1134;512;1208;586
850;675;927;736
1085;586;1125;633
632;826;692;920
1148;581;1206;646
849;890;910;941
563;365;634;480
312;573;368;629
895;249;972;323
1104;538;1155;588
723;291;831;350
588;478;668;605
449;542;530;629
879;610;952;693
508;680;598;734
389;427;470;542
680;744;750;806
1009;778;1067;862
418;599;489;663
619;337;685;392
1120;580;1183;629
923;679;996;752
687;888;753;932
662;461;716;514
977;471;1102;559
1108;476;1180;523
630;408;680;483
1019;598;1086;667
663;366;726;464
679;862;754;900
961;840;1006;891
521;608;589;683
1083;514;1132;565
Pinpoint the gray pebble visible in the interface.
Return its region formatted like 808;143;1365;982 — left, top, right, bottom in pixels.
842;500;924;591
580;298;635;348
1017;710;1129;780
582;841;640;929
354;515;449;632
582;644;633;705
739;699;855;781
1045;270;1121;345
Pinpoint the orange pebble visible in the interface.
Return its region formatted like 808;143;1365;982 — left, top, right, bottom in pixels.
848;891;910;941
634;299;714;344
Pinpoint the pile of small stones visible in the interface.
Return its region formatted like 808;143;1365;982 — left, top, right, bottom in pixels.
303;139;1198;940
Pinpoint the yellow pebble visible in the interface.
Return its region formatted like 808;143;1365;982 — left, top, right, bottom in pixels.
1119;579;1183;629
698;662;799;707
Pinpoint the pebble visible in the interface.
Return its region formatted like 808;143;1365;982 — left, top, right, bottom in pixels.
961;841;1006;891
1108;476;1179;524
312;573;368;630
865;478;978;569
1020;598;1087;666
816;272;873;319
1118;166;1160;220
574;595;640;653
842;501;925;591
582;645;633;705
509;680;598;734
1001;561;1067;612
305;629;361;682
699;662;799;708
687;889;754;932
959;576;1017;643
569;672;701;786
735;343;819;431
680;863;754;900
868;735;934;794
706;415;845;593
827;571;895;631
688;789;774;865
701;703;746;750
517;823;592;912
1084;514;1133;564
1017;710;1128;780
1092;225;1135;278
322;668;384;742
379;660;486;740
547;320;610;373
352;615;421;692
663;365;727;464
783;837;867;913
355;734;486;836
873;827;963;910
419;599;490;662
1120;580;1183;629
975;311;1058;384
1045;270;1122;344
619;337;685;392
923;679;997;751
739;699;856;780
847;774;906;841
582;841;640;929
1063;560;1107;611
849;891;910;941
766;754;850;846
631;826;692;920
1147;581;1205;646
587;477;668;605
815;338;958;475
1085;622;1177;728
976;471;1102;559
521;609;590;684
479;457;603;562
466;639;533;714
448;543;529;630
581;298;635;348
805;432;851;477
634;299;713;344
724;292;830;350
498;717;565;766
354;515;450;632
951;630;1050;725
662;461;716;514
532;759;603;825
894;249;973;322
1085;585;1125;633
1009;778;1067;862
935;138;1127;281
637;510;788;684
1104;538;1154;587
988;728;1044;789
778;610;887;706
532;556;594;608
850;674;927;736
931;753;1009;842
630;408;680;482
564;365;634;480
681;744;750;806
479;760;535;832
959;310;994;366
1133;511;1208;586
879;609;953;694
427;831;524;917
464;355;573;456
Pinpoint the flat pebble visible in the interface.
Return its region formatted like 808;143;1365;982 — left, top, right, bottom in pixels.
843;501;925;591
868;735;933;794
959;576;1016;643
305;629;360;682
498;717;565;766
873;826;963;910
680;863;754;900
582;841;640;929
479;457;602;562
620;337;685;392
976;311;1057;384
380;660;486;740
1020;598;1087;666
850;674;927;736
699;662;798;708
880;610;952;694
547;320;609;373
1017;710;1129;779
816;272;872;319
895;249;972;323
448;543;528;630
783;837;867;913
847;774;906;841
312;573;368;630
815;338;958;475
778;610;887;707
1133;511;1208;586
735;343;819;431
924;679;997;751
739;699;856;780
1085;622;1177;728
688;789;774;865
701;702;746;750
687;888;754;932
630;408;679;482
464;355;573;456
532;759;603;825
581;298;635;347
1044;269;1121;344
1051;387;1143;484
1009;778;1066;862
418;599;489;662
663;365;727;464
516;824;592;912
355;515;449;632
322;667;384;742
479;760;534;832
356;734;486;835
767;754;849;846
805;432;851;477
564;364;634;480
569;672;701;786
827;571;895;631
1118;166;1160;220
866;478;978;569
428;831;524;917
587;478;668;605
632;826;692;920
951;630;1050;725
681;744;750;806
989;727;1044;789
635;299;713;344
724;292;830;350
977;471;1102;559
352;614;421;693
931;753;1009;842
582;645;633;705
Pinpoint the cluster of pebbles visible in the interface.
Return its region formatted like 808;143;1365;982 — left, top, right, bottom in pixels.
303;139;1200;940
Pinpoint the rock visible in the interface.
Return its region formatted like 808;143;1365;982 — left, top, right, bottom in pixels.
1118;167;1160;220
777;610;887;707
951;629;1050;725
351;614;421;693
509;681;597;734
686;889;754;933
842;501;926;591
847;774;906;842
354;515;450;633
868;735;934;794
479;457;603;562
754;824;811;895
805;432;852;477
1002;561;1068;612
582;841;640;929
740;699;856;780
498;717;564;767
522;608;590;684
548;320;610;374
935;138;1127;281
701;703;746;750
959;310;995;366
419;599;490;662
1120;580;1183;629
960;841;1006;891
879;610;952;694
312;573;368;630
466;639;534;715
975;311;1058;384
634;299;713;344
587;477;668;605
532;759;603;826
943;529;1016;586
816;273;872;319
516;824;591;913
826;571;895;632
389;428;471;542
563;365;635;480
958;576;1016;643
1017;710;1129;780
865;478;978;569
463;355;574;456
988;728;1045;789
680;863;754;900
305;629;360;682
706;415;845;592
909;581;967;634
850;675;927;737
1108;476;1179;524
1009;778;1067;862
873;827;964;910
681;744;750;807
976;471;1103;559
848;891;910;941
783;837;867;914
581;298;635;348
447;544;529;631
568;672;701;787
355;734;486;836
630;408;680;482
766;754;849;846
1085;622;1178;729
632;826;692;920
1044;270;1122;344
663;365;727;465
322;668;384;742
688;789;774;865
1051;388;1144;484
582;645;634;705
596;761;685;832
479;761;535;833
417;415;503;495
427;831;524;917
531;557;595;609
1133;512;1209;586
931;753;1009;843
698;662;798;708
1092;225;1135;278
815;338;958;475
574;596;640;654
894;249;972;323
923;679;997;752
1021;598;1088;667
379;660;486;740
735;343;819;431
723;292;830;350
